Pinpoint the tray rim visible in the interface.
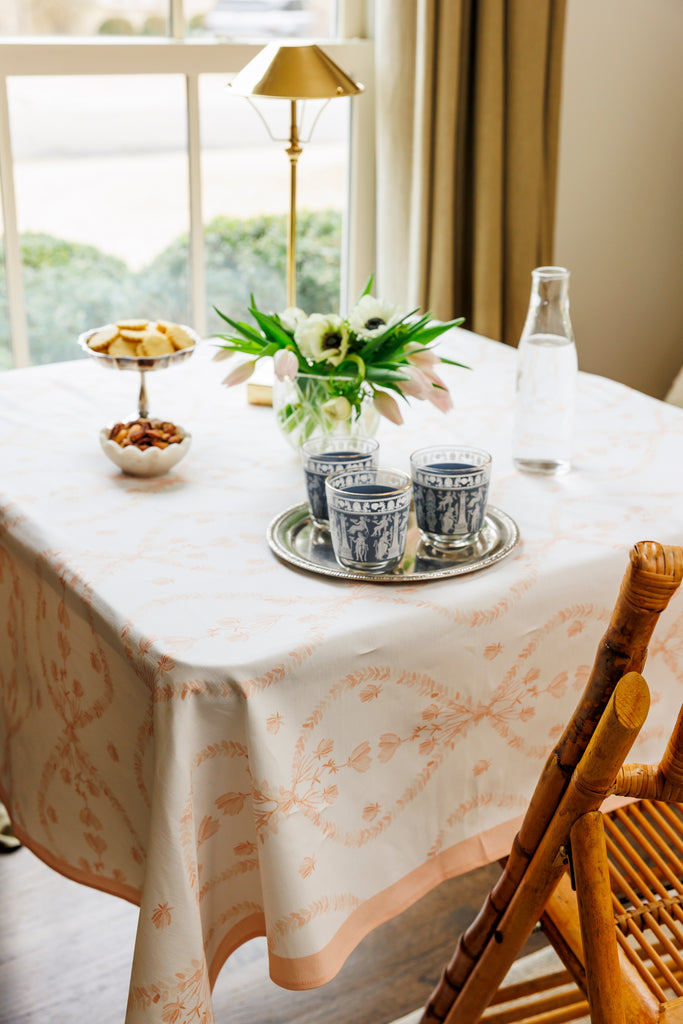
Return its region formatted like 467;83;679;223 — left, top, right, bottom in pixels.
267;502;519;584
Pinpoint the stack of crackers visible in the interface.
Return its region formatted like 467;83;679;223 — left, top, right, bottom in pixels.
87;319;196;358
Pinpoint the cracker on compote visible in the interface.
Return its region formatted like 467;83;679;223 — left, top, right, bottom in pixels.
139;330;174;357
108;337;140;358
87;324;120;352
86;319;196;357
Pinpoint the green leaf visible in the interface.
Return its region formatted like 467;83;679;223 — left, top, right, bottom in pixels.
372;380;409;400
349;329;391;363
370;337;416;363
213;306;265;344
353;308;423;362
396;317;433;343
407;318;465;345
439;355;471;369
336;352;366;382
365;366;411;383
233;319;267;341
249;307;294;349
358;274;374;299
215;337;267;356
255;342;279;359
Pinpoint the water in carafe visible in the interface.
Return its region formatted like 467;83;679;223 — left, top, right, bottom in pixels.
513;267;577;476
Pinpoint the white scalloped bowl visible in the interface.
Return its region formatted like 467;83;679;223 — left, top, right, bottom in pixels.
99;423;192;477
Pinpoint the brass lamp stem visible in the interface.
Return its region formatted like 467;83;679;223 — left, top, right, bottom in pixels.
285;99;302;309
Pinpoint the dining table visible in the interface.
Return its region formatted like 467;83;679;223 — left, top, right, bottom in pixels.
1;326;682;1024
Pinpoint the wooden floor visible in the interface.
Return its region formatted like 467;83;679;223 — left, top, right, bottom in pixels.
0;842;545;1024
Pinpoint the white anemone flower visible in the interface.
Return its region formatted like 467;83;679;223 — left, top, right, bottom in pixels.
348;295;400;339
294;314;349;367
278;306;307;334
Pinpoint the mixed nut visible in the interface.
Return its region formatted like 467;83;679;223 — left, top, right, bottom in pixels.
108;418;184;451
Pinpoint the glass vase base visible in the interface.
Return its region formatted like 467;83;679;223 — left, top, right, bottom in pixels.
514;457;571;476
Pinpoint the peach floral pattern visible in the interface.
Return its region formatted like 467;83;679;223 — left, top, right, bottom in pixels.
129;958;212;1024
1;337;682;1023
299;856;316;878
151;902;173;929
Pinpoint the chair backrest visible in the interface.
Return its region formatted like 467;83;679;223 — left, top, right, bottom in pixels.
421;541;683;1024
569;690;683;1024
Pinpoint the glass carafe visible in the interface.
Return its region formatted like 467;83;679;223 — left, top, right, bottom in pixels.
513;266;577;475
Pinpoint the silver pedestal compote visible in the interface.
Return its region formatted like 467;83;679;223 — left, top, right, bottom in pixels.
78;323;200;418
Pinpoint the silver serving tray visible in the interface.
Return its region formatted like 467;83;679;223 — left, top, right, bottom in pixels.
267;503;519;583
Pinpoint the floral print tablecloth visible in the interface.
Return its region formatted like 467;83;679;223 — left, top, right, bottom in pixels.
1;329;682;1023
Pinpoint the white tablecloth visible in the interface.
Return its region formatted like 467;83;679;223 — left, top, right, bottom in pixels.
1;329;682;1023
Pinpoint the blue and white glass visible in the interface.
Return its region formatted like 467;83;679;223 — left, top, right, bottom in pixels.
325;467;412;574
301;435;379;528
410;445;492;550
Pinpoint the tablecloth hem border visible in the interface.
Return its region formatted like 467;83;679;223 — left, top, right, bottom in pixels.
208;811;527;993
254;794;640;991
0;786;142;908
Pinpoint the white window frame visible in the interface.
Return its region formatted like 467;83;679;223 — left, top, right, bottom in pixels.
0;25;375;368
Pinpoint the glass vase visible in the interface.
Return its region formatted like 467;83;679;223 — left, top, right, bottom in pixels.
272;373;380;450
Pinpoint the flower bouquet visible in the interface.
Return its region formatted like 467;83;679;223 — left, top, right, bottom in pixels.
214;280;466;447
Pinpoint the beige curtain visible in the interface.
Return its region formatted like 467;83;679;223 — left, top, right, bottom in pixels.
374;0;566;346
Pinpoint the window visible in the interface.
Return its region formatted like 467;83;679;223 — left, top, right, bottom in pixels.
0;201;9;369
0;0;336;38
9;73;191;365
0;0;373;367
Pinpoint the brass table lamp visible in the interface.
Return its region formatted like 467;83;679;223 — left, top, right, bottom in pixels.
229;43;364;308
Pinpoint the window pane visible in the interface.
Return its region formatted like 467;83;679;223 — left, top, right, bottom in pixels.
0;1;338;37
201;0;337;39
8;75;190;365
200;73;347;333
0;204;10;370
0;3;169;36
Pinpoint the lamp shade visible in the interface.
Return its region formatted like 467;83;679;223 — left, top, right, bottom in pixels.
229;43;363;100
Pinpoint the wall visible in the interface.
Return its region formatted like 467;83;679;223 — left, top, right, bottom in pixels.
553;0;683;399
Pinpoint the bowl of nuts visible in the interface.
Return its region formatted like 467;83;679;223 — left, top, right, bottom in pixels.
100;418;191;477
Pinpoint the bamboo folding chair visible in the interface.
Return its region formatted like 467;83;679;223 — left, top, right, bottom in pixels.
420;540;683;1024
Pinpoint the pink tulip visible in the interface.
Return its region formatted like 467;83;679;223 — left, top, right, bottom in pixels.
212;347;234;362
273;348;299;381
422;368;453;413
406;345;440;368
399;366;431;401
423;366;447;389
427;384;453;413
222;360;256;387
373;389;404;425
